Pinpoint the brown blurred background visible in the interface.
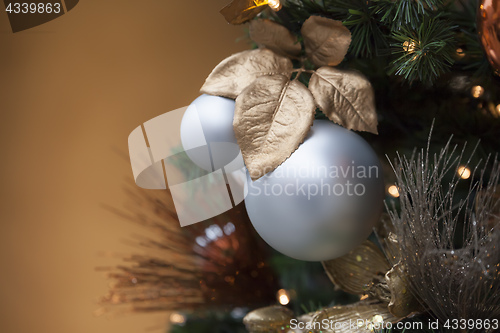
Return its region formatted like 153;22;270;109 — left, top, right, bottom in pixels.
0;1;247;332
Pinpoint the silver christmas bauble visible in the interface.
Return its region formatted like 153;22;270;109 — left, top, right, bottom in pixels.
180;94;239;171
244;120;384;261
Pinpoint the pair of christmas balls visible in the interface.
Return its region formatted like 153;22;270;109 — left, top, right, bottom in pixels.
180;95;384;262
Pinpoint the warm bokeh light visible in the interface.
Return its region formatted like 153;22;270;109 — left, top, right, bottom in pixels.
388;185;400;198
277;289;290;305
472;85;484;98
279;294;290;305
267;0;282;10
496;104;500;116
170;312;186;325
456;48;465;57
458;166;471;179
403;40;416;53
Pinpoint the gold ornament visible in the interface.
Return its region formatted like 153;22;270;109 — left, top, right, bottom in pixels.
478;0;500;74
385;263;425;318
322;240;390;297
234;75;316;180
221;0;281;25
243;305;294;333
308;299;400;333
322;239;424;319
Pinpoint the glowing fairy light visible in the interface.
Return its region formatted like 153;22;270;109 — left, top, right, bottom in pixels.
267;0;282;10
388;185;400;198
277;289;290;305
456;48;465;58
496;104;500;116
472;85;484;98
403;40;416;53
279;294;289;305
458;166;471;180
170;312;186;325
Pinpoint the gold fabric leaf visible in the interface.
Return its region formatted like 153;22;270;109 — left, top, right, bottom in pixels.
220;0;267;25
249;19;302;57
301;16;351;67
375;214;401;264
309;67;378;134
234;75;315;180
243;305;294;333
201;49;293;99
308;299;400;333
322;240;391;296
386;263;425;318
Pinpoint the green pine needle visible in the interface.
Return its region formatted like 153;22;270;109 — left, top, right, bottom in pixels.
389;17;456;84
375;0;442;30
263;0;489;85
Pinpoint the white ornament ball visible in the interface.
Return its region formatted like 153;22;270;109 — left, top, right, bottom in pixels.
244;120;384;262
180;94;239;171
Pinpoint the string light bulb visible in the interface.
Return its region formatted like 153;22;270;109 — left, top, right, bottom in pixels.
472;85;484;98
388;185;400;198
170;312;186;325
403;40;416;53
266;0;282;11
277;289;290;305
255;0;281;11
458;166;471;180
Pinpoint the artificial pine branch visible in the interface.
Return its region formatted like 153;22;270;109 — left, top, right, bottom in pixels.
389;17;456;84
263;0;490;85
343;3;389;57
375;0;442;30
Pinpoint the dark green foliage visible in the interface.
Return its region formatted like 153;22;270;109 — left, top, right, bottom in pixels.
390;17;456;84
266;0;495;84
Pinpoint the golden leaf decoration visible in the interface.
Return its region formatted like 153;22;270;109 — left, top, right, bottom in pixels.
375;214;401;264
201;49;293;99
301;16;351;67
309;67;378;134
308;299;400;333
243;305;294;333
220;0;267;25
322;240;391;296
249;19;302;57
234;75;316;180
386;263;425;318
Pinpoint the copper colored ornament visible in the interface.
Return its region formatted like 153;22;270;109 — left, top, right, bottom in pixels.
478;0;500;74
97;184;279;316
